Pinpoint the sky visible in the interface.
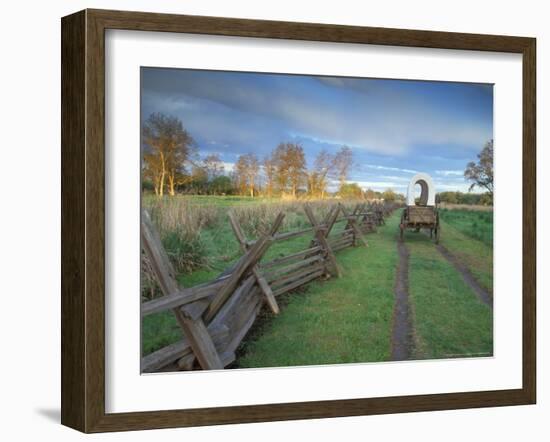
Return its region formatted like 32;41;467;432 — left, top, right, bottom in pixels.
141;67;493;194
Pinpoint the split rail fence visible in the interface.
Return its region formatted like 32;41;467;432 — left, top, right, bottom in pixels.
141;202;395;372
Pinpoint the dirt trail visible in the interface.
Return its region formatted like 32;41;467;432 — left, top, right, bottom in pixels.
436;244;493;308
391;241;413;360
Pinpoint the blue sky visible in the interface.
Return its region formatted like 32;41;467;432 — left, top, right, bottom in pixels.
141;67;493;194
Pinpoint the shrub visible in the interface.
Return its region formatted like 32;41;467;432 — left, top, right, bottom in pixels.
141;196;217;298
162;229;210;274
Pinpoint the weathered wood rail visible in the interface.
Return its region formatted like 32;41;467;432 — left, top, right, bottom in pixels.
141;201;396;373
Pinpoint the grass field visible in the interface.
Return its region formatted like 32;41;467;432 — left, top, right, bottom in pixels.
237;212;493;367
142;197;494;367
439;208;493;246
438;209;494;293
236;215;399;368
403;229;493;359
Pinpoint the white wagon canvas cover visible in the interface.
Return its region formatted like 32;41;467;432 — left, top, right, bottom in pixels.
406;173;436;206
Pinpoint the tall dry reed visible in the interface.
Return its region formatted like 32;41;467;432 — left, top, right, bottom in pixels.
141;197;222;299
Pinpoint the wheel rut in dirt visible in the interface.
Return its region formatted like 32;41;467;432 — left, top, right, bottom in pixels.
436;244;493;308
391;240;414;360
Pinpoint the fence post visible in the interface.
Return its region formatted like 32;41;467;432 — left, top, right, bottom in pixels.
304;204;342;278
141;210;223;370
339;203;369;248
204;227;275;323
325;205;341;237
228;212;285;314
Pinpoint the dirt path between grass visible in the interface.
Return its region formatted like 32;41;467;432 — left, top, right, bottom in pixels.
435;244;493;309
391;241;413;360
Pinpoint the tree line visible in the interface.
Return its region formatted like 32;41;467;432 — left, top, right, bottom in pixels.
232;143;354;198
142;112;377;199
437;191;492;206
142;112;493;204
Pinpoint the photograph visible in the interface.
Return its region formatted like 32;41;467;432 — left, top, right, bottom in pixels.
139;67;494;373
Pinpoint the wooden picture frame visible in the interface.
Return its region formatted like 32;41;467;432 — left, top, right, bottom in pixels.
61;9;536;433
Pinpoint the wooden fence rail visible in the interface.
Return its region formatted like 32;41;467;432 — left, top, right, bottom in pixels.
141;201;396;373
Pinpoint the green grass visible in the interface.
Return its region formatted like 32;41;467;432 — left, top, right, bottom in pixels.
141;310;183;355
439;208;493;246
403;228;493;359
237;215;400;368
436;208;493;293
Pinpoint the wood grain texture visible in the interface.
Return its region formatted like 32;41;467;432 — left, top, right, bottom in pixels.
304;205;342;277
87;8;533;52
61;10;86;431
228;211;281;314
141;324;229;373
61;8;536;433
204;235;271;322
522;38;536;403
84;9;109;433
141;211;224;369
339;204;369;247
260;246;322;269
140;282;222;316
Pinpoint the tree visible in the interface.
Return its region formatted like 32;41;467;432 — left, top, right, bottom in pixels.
307;150;333;198
263;154;277;198
439;191;458;204
246;154;260;197
272;144;289;194
189;163;208;194
142;112;195;196
382;188;397;201
364;188;376;200
465;139;494;196
339;182;363;199
479;193;493;206
273;142;306;197
286;144;306;197
234;153;260;197
142;151;164;196
306;171;321;197
234;155;249;195
202;154;225;181
332;146;354;191
210;175;234;195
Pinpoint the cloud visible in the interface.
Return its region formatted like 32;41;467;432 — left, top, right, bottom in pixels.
142;68;493;158
222;162;235;172
436;170;464;176
434;182;471;192
364;164;418;174
379;175;413;182
354;180;404;189
142;90;285;157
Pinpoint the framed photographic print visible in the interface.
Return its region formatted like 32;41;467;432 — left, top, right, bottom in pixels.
61;9;536;433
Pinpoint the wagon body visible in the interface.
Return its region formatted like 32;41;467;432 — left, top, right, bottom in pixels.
399;205;440;244
404;206;437;225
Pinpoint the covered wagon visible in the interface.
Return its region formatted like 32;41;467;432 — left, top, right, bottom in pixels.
399;173;440;243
